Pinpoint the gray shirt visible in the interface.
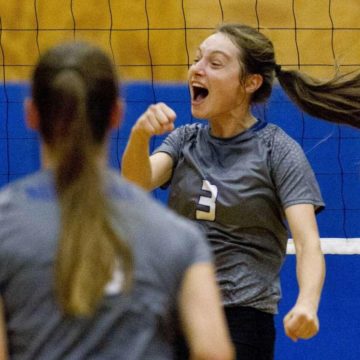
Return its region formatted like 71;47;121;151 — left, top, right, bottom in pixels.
0;169;211;360
154;121;324;314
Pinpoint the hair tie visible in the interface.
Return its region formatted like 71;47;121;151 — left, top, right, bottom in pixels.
274;64;282;77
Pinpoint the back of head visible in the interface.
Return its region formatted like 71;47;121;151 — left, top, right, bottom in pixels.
32;42;133;316
33;41;117;146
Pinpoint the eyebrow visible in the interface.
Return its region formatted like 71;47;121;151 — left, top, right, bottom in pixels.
196;48;231;58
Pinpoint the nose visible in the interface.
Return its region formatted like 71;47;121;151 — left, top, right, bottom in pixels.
190;59;205;76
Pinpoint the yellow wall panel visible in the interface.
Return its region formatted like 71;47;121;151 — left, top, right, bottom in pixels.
1;0;359;81
149;30;187;65
220;0;259;25
117;65;152;81
297;30;335;65
293;0;332;28
332;0;360;28
72;0;112;29
256;0;295;28
111;31;150;66
334;30;360;72
183;0;224;28
147;0;187;28
263;29;299;66
35;0;75;29
1;1;36;29
111;1;148;29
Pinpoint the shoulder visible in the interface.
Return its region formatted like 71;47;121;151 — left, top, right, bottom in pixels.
0;171;56;218
170;122;206;141
176;122;205;133
0;186;12;222
0;171;57;255
257;122;291;142
257;123;303;153
156;123;206;157
0;171;52;209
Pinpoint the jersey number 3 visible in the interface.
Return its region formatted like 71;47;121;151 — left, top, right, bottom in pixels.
196;180;218;221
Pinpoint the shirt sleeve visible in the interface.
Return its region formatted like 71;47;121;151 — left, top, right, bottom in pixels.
152;126;189;189
184;225;213;266
161;208;213;274
0;188;12;292
270;127;325;213
167;221;213;298
152;126;187;164
150;212;213;301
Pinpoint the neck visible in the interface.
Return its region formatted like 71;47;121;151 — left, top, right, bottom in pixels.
209;111;258;138
40;143;108;169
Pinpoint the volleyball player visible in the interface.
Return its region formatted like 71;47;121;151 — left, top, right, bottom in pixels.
121;22;360;359
0;42;234;360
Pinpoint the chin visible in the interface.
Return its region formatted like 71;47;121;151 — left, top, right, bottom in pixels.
191;106;207;120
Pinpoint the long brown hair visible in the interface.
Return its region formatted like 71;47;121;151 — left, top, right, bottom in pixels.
32;42;133;316
217;23;360;128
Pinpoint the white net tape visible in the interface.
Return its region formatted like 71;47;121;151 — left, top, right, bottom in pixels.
287;238;360;255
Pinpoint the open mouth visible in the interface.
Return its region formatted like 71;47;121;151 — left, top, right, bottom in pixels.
192;86;209;102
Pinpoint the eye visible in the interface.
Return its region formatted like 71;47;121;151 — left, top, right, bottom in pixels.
192;52;202;64
209;58;223;67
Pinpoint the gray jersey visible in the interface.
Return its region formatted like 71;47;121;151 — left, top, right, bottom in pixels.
154;121;324;314
0;169;211;360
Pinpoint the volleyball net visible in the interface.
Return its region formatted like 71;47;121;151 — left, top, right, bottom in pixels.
1;0;360;253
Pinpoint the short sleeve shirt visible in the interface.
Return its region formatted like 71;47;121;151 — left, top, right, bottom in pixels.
0;169;211;359
154;121;324;313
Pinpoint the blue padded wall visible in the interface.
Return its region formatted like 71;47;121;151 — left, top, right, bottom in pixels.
1;82;360;359
2;81;360;238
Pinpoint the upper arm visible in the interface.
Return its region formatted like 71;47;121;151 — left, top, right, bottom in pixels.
178;263;234;360
150;125;190;190
270;128;324;212
149;152;174;189
285;204;321;251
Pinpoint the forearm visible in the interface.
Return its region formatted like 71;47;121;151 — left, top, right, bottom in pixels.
284;204;324;340
121;130;153;190
285;204;325;311
295;241;325;311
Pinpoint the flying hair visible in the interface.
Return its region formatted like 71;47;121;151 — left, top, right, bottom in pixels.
217;23;360;129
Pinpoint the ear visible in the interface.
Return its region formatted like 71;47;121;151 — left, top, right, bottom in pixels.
109;99;124;130
24;98;40;131
245;73;263;94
